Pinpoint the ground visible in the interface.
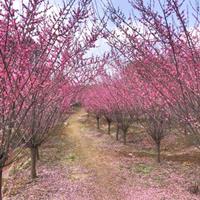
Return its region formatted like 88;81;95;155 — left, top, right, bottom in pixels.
3;108;200;200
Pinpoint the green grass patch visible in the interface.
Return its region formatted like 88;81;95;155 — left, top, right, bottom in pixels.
66;153;76;161
134;163;154;175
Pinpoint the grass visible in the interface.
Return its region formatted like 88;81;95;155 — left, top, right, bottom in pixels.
133;163;154;175
66;154;76;161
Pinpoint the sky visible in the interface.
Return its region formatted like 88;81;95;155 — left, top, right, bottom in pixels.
90;0;198;56
14;0;197;21
13;0;198;56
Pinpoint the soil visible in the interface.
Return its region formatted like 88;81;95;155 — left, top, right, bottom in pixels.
4;108;200;200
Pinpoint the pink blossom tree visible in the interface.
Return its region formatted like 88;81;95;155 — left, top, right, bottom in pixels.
0;0;101;198
104;0;200;150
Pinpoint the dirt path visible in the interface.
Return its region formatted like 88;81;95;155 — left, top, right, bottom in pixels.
5;108;200;200
65;108;123;200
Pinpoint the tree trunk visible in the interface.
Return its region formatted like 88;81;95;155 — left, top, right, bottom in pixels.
96;116;100;129
30;146;37;179
0;168;3;200
116;125;119;141
36;146;40;160
123;130;127;145
108;121;111;134
157;142;161;163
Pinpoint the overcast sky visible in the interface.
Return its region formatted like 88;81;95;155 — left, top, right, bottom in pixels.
13;0;198;57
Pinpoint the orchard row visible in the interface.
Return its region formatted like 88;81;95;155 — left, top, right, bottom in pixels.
0;0;200;199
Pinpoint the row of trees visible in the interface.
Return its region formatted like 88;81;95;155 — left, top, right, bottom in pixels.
0;0;103;199
1;0;200;199
81;59;170;163
106;0;200;148
82;0;200;164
